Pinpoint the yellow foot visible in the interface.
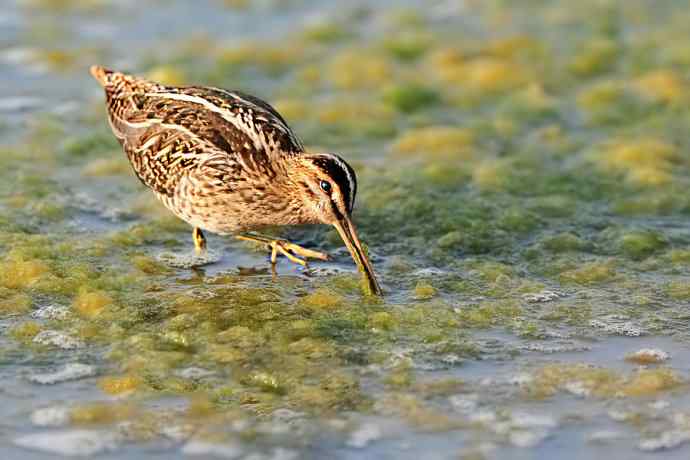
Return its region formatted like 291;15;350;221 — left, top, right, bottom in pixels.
193;227;207;253
237;233;331;267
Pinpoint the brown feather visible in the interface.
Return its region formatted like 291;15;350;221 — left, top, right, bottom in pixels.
91;67;353;234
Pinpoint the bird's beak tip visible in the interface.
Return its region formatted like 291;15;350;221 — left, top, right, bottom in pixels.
333;217;383;297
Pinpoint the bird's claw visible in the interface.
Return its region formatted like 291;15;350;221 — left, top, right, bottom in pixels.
237;233;331;268
279;241;331;262
193;227;207;253
270;240;307;266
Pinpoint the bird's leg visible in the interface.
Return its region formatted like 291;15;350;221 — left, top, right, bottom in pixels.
236;233;330;267
193;227;207;253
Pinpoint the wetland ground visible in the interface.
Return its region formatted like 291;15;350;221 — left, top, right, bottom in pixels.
2;0;690;459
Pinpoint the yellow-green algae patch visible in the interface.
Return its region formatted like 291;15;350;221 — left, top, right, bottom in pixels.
0;291;32;316
540;304;592;326
428;51;530;94
666;280;690;300
82;157;131;176
471;159;513;191
22;0;108;12
413;281;436;300
568;38;619;77
216;41;306;77
526;364;682;399
70;402;137;425
668;250;690;265
368;311;398;331
131;254;172;275
559;261;617;285
315;97;396;138
291;372;367;413
383;31;432;62
9;321;42;344
392;126;475;160
145;65;187;86
576;80;651;125
299;288;345;311
300;21;351;44
540;232;589;253
457;300;522;329
0;253;50;289
385;359;415;389
625;349;670;365
73;289;114;319
632;69;687;104
326;49;393;90
377;393;462;432
591;138;681;187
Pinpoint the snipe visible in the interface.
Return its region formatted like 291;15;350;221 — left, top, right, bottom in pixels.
90;66;382;295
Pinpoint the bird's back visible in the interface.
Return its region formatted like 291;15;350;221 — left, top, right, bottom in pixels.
90;66;306;233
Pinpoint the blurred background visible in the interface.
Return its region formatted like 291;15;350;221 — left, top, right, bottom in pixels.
3;1;690;459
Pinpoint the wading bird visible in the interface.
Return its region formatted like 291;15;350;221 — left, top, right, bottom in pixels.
90;66;382;295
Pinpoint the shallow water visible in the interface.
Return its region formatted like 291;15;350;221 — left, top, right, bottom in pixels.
3;0;690;459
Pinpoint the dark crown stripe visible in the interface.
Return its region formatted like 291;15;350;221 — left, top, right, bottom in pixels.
312;155;357;213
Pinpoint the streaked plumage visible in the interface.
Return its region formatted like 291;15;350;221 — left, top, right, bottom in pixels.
90;66;382;295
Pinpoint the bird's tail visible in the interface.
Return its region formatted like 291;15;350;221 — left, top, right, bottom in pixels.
89;65;114;87
90;66;156;138
89;65;156;93
90;65;132;87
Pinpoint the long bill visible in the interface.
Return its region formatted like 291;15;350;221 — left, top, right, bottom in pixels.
333;216;383;296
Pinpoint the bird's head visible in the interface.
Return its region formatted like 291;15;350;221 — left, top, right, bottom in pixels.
296;153;357;225
293;153;382;295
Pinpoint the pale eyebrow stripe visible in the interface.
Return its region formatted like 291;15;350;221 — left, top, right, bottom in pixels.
322;153;356;212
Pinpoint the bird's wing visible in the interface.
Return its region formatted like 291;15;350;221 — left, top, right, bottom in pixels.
105;84;305;197
145;85;305;159
120;122;226;197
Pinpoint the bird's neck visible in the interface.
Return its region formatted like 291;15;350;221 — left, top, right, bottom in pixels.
258;156;320;227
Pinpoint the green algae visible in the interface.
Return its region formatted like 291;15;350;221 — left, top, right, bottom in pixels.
301;22;352;44
618;230;668;260
569;38;619;77
383;32;432;62
63;131;119;158
457;300;522;329
541;304;592;326
666;280;690;300
382;84;441;113
437;231;463;250
541;232;589;253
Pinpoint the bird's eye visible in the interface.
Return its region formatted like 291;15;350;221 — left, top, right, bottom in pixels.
320;180;332;193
